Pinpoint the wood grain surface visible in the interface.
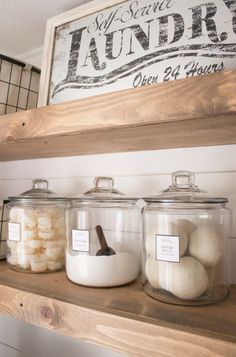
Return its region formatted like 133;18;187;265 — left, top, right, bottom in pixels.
0;70;235;161
0;261;235;356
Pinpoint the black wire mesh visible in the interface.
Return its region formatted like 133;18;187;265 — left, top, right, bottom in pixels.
0;54;41;115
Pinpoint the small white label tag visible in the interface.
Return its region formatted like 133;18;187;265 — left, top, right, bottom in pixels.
72;229;90;252
156;234;180;262
8;223;21;242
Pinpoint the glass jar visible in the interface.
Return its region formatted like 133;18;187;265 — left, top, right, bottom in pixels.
7;179;68;273
66;177;141;287
142;171;231;305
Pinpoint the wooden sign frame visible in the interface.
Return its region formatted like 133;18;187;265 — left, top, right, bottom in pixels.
38;0;236;107
38;0;126;107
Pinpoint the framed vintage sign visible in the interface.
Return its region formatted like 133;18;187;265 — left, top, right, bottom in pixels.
38;0;236;106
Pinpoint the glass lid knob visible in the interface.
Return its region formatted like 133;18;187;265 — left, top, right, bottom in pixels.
32;179;49;190
94;177;114;190
172;171;195;188
163;171;200;193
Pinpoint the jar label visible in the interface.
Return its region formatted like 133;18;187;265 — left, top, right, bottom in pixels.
72;229;90;252
156;234;180;263
8;223;21;242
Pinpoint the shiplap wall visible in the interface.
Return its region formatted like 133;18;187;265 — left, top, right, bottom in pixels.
0;145;236;357
0;315;126;357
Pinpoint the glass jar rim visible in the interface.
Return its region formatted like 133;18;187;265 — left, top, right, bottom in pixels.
143;171;228;204
8;178;67;202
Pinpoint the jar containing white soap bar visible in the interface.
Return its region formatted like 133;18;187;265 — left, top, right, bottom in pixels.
142;171;231;305
7;179;68;273
66;177;141;287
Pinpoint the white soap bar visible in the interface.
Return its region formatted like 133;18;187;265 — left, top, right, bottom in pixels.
27;239;44;249
43;239;65;249
18;253;35;266
9;207;23;222
52;216;64;229
7;254;18;266
19;262;31;270
45;246;62;259
7;247;18;258
23;209;37;228
158;256;208;299
38;214;52;230
47;260;63;271
38;229;55;240
31;260;47;273
7;240;18;249
146;221;188;258
189;225;223;266
17;243;35;255
22;228;38;240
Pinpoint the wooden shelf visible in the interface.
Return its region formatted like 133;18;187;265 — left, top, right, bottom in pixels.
0;261;235;357
0;69;235;161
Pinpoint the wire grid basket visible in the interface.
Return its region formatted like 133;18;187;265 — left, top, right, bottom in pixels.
0;54;41;115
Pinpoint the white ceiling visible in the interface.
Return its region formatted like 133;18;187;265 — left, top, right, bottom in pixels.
0;0;90;57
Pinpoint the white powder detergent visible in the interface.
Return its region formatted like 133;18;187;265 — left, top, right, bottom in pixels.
66;250;139;287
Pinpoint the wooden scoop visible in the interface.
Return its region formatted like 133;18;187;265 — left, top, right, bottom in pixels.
95;225;116;256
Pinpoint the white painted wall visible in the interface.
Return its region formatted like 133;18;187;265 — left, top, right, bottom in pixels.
17;47;43;69
0;314;127;357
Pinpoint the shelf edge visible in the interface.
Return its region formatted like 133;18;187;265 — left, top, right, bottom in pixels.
0;283;236;357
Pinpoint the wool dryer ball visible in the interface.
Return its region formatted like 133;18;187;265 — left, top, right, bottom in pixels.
175;218;197;237
145;257;159;287
189;225;223;266
158;256;208;299
145;221;188;258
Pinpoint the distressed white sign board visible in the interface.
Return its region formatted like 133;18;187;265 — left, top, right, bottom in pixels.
49;0;236;104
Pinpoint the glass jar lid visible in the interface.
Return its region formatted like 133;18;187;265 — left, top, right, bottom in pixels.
9;179;67;202
72;176;138;203
143;171;228;204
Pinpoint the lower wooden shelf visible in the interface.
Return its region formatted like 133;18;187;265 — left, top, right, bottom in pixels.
0;261;235;357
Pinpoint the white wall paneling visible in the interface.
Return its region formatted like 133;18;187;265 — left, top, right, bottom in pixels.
17;47;43;69
0;315;127;357
0;0;90;58
0;343;21;357
1;145;236;236
0;145;236;251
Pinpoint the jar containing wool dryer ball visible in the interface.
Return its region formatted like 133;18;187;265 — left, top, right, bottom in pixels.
142;171;232;305
7;179;68;273
66;177;141;287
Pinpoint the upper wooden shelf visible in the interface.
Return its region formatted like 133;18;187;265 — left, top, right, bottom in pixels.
0;69;235;161
0;261;235;357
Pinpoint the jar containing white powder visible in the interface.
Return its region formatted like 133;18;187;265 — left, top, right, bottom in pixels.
7;179;68;273
66;177;141;287
142;171;231;305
